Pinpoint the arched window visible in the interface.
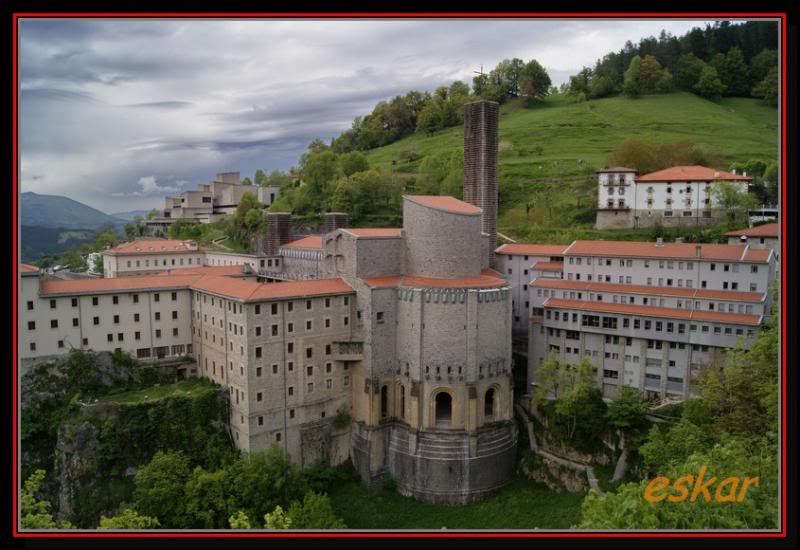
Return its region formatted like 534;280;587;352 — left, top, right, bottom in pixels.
484;388;495;420
380;385;388;418
435;392;452;426
400;385;406;420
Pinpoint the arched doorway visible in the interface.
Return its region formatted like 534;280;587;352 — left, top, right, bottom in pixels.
484;388;495;420
380;385;389;418
435;392;452;427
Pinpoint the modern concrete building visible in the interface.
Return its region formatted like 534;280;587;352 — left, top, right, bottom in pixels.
145;172;280;229
595;165;752;229
527;239;776;402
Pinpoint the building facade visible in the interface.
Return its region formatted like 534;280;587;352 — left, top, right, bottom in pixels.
595;165;752;229
527;239;776;401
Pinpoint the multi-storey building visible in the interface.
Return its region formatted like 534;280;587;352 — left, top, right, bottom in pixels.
494;243;566;335
595;165;752;229
19;100;517;505
527;239;776;401
145;172;281;229
726;222;781;276
102;239;204;277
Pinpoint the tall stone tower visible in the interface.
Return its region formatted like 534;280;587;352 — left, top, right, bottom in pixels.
463;100;499;267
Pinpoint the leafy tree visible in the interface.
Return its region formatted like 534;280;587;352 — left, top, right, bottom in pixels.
146;208;160;220
693;65;726;98
711;47;751;96
285;492;347;529
569;67;592;96
674;53;706;90
607;386;649;433
62;246;87;271
518;59;552;103
712;181;758;226
655;69;674;93
254;169;267;186
183;466;235;529
338;151;370;177
228;510;252;529
638;55;665;92
752;66;778;106
448;80;470;99
749;49;778;83
95;229;120;250
21;469;74;529
762;161;779;204
264;505;292;529
98;508;160;529
589;75;616;99
622;55;643;97
241;177;253;186
133;450;193;528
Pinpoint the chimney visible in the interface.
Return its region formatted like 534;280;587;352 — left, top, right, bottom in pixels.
323;212;350;233
656;237;663;247
265;212;293;256
732;168;737;175
743;171;747;177
695;245;702;258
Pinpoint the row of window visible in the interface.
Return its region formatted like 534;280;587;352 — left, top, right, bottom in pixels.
27;292;179;312
546;310;755;337
125;257;199;269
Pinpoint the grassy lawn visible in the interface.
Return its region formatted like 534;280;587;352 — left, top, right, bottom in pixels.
365;92;778;241
328;474;586;530
96;378;215;405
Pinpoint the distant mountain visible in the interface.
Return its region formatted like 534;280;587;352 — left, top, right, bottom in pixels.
21;192;127;230
21;225;100;261
110;209;152;221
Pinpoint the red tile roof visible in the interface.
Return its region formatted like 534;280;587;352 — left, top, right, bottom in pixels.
20;263;39;273
544;298;762;326
725;223;780;238
531;278;765;302
495;243;568;256
404;195;482;215
363;269;506;290
190;276;353;302
105;239;198;255
531;261;564;272
155;265;250;277
40;275;202;296
635;165;751;183
341;228;403;238
563;240;769;262
597;167;637;173
282;236;323;250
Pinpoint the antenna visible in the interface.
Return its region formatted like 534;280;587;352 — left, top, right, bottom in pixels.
473;64;486;76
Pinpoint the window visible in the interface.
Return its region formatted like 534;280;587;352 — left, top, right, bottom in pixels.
257;392;263;402
155;312;161;321
113;295;119;305
72;318;79;327
306;320;312;331
93;316;100;325
135;331;141;340
50;319;58;329
27;321;35;330
50;299;56;309
306;300;312;310
307;383;314;393
376;312;384;324
256;347;262;358
155;329;161;338
114;314;120;324
306;347;313;359
154;293;160;302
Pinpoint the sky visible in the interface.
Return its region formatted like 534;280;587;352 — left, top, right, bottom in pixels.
19;18;718;214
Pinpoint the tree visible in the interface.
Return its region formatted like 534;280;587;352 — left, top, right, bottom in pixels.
752;66;778;106
338;151;370;177
184;467;235;529
241;176;253;186
622;55;643;97
264;505;292;529
655;69;674;93
749;49;778;84
228;510;252;529
254;169;267;187
518;59;552;103
763;161;779;204
638;55;664;92
693;65;726;98
21;469;74;529
146;208;160;220
674;53;706;90
285;492;347;529
98;508;160;529
416;98;445;136
133;450;192;528
95;229;120;250
712;181;758;226
712;47;751;96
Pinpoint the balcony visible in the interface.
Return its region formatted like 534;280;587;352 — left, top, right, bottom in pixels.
333;341;363;361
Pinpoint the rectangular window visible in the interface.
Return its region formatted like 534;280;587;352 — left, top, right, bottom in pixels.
256;347;262;358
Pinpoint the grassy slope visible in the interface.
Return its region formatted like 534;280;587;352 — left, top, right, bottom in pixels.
329;474;585;529
365;92;778;242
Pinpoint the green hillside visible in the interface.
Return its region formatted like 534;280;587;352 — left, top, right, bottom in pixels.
365;92;778;242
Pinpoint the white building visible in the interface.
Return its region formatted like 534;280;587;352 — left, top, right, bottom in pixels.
527;239;776;401
102;239;204;278
495;243;566;335
595;165;752;229
725;222;780;277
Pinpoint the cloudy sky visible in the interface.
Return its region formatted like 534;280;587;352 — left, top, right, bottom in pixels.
20;18;717;214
